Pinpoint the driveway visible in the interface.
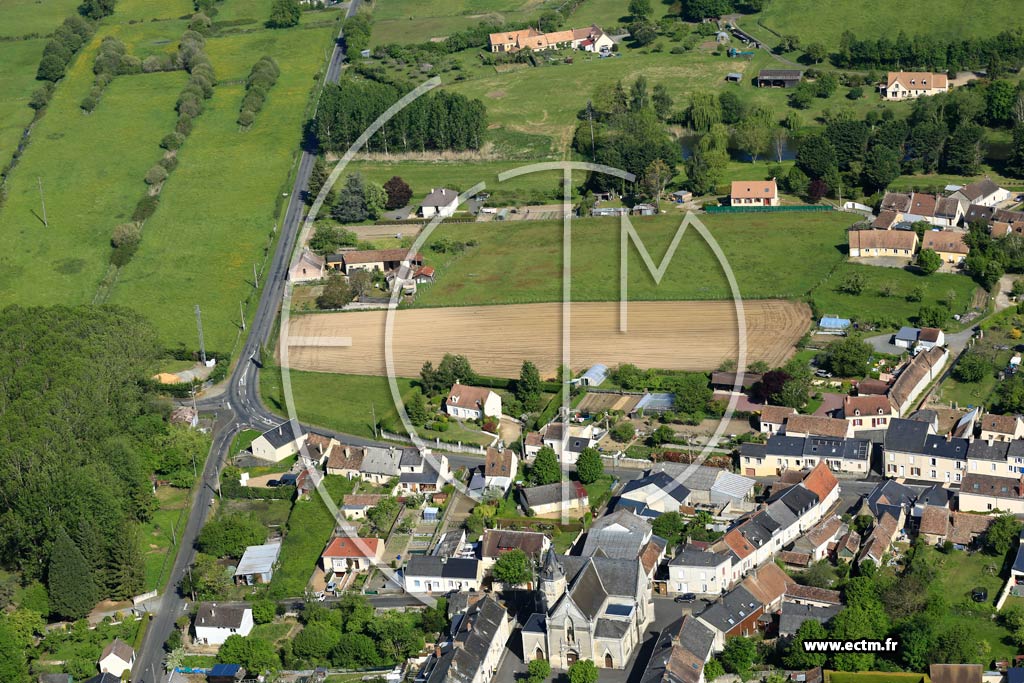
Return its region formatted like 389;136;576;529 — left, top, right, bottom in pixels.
995;273;1018;314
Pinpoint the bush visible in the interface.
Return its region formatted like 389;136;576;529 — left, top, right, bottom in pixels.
111;222;142;249
80;95;97;112
160;132;186;150
237;109;256;127
145;164;169;185
176;114;194;136
132;195;160;222
847;86;863;99
29;83;55;110
159;156;178;173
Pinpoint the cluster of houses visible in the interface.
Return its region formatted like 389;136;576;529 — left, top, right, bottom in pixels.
850;177;1016;268
487;24;613;54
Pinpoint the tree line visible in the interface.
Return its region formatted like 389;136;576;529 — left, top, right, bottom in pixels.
830;29;1024;75
238;55;280;127
313;78;486;154
0;306;210;622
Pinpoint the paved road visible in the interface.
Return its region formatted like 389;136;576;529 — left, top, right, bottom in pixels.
132;4;361;681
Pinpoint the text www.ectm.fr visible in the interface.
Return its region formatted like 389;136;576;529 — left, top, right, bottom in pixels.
803;639;899;653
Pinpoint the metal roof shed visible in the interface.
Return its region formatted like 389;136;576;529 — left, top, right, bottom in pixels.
580;364;608;386
819;315;851;331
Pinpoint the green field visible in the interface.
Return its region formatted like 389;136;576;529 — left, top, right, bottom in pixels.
141;486;190;591
756;0;1024;50
368;0;561;46
0;70;183;309
113;0;193;22
411;212;856;307
809;262;981;328
0;0;80;37
107;24;333;349
0;39;45;166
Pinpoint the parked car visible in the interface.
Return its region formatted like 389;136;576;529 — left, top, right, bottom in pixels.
267;479;281;487
971;587;988;602
674;593;697;603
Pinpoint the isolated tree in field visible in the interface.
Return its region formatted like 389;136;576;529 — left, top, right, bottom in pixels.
267;0;300;27
823;336;872;377
493;549;532;586
917;305;949;327
917;248;942;274
383;176;413;210
688;92;722;133
838;271;865;295
985;514;1022;556
316;272;352;310
516;361;543;412
530;446;561;486
628;0;652;19
332;174;370;223
576;447;603;484
568;659;598;683
955;352;992;383
49;527;99;620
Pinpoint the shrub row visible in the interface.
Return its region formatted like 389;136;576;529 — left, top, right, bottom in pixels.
36;15;94;82
238;55;280;127
82;37;140;112
112;30;217;269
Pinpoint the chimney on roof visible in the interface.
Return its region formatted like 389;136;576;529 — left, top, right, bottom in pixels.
278;425;283;436
435;645;442;659
946;432;952;442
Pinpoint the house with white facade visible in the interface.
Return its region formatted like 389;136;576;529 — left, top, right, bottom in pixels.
483;447;517;492
98;639;135;678
404;556;482;593
417;596;512;683
320;536;384;575
419;188;459;218
250;419;307;462
950;177;1011;208
445;383;501;420
668;548;733;597
194;602;254;646
880;71;948;100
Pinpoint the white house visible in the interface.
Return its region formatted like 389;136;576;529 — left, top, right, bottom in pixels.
420;596;512;683
404;556;482;593
483;447;518;492
250;419;307;462
950;177;1011;208
98;638;135;678
194;602;254;646
880;71;948;100
668;548;733;597
419;188;459;218
444;383;501;420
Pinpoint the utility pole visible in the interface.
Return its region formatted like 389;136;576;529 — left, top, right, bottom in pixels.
586;101;596;158
240;301;246;331
371;402;378;438
194;304;207;364
190;388;198;477
37;177;47;227
253;263;260;289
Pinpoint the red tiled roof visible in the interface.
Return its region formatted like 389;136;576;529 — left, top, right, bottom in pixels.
322;536;382;559
801;462;838;501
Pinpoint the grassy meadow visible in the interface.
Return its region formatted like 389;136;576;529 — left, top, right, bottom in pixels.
0;0;80;37
0;0;342;350
756;0;1024;50
0;71;183;307
0;39;46;165
108;23;335;350
411;212;857;307
368;0;562;46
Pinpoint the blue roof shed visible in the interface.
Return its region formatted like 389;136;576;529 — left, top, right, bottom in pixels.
819;315;851;331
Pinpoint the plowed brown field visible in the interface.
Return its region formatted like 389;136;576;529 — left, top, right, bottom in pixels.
282;300;810;378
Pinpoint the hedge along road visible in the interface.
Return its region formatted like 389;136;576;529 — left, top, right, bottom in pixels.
282;299;811;378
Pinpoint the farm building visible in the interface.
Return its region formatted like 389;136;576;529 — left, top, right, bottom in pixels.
847;229;918;260
579;364;609;386
756;69;802;87
922;230;970;265
338;248;424;275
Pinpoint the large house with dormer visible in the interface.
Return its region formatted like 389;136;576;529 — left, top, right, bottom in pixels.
880;71;948;100
488;25;613;53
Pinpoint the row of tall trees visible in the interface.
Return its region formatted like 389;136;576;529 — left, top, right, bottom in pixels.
831;29;1024;75
313;79;486;154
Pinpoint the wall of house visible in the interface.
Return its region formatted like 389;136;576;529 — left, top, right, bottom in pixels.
885;450;965;483
668;560;731;596
530;499;588;517
195;612;254;646
959;492;1024;515
251;434;305;462
968;457;1024;477
404;574;482;593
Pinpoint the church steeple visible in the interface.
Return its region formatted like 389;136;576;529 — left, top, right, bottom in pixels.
539;548;566;611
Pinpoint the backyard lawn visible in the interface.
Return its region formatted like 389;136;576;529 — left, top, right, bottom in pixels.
141;486;190;591
268;495;336;598
809;262;982;329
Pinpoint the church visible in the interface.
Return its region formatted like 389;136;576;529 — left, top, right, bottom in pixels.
521;549;654;670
